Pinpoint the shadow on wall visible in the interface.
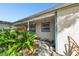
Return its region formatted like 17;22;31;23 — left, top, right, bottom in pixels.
58;13;79;32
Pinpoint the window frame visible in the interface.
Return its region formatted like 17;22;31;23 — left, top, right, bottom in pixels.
41;22;50;32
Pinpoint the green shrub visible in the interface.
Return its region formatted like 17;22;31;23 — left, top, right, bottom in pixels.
0;29;37;56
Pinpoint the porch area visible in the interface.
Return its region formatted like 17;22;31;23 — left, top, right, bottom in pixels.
15;15;56;51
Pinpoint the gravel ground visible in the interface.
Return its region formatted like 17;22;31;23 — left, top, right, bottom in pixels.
33;40;53;56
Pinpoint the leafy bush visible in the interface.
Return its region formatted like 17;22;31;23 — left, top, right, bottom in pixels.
0;29;37;56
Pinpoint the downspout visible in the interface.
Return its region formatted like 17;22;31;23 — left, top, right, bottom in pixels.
54;11;58;52
27;21;30;31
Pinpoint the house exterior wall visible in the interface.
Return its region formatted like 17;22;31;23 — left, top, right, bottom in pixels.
35;17;55;41
15;16;55;42
57;5;79;54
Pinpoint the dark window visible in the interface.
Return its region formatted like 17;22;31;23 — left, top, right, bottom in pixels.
41;22;50;32
29;23;36;34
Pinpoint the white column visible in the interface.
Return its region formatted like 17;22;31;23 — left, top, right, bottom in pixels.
27;21;30;31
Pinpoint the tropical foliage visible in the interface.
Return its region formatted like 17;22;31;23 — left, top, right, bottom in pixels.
0;29;37;56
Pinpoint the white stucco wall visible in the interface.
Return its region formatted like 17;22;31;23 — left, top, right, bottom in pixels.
36;17;55;41
57;5;79;54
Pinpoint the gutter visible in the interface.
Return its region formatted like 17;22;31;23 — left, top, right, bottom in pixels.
54;11;58;52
